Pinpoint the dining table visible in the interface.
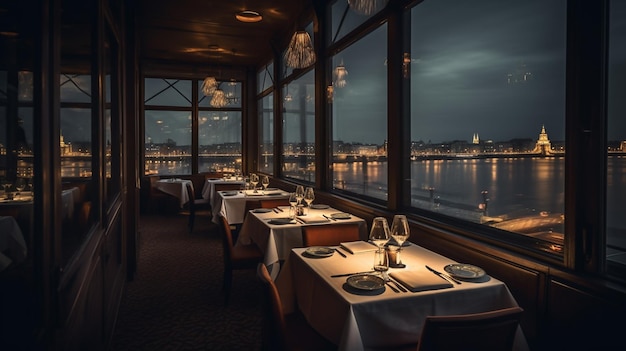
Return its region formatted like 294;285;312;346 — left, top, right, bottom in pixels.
236;205;368;278
201;177;246;202
274;244;529;351
0;215;27;272
211;188;291;225
155;178;193;207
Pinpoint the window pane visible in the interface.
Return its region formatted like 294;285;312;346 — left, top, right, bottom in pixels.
607;0;626;272
283;70;315;183
331;25;388;201
258;62;274;94
60;74;91;103
144;78;191;107
144;110;192;175
259;93;274;175
409;0;566;252
330;0;386;44
199;111;242;173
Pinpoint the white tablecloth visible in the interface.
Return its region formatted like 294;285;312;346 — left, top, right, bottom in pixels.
201;178;245;201
0;216;27;271
275;245;529;351
237;207;368;274
155;179;192;207
212;190;291;225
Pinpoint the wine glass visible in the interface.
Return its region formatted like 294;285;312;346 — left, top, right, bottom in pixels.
295;185;304;204
288;193;298;219
261;176;270;191
250;173;259;192
369;217;390;273
390;214;410;268
15;178;25;196
303;187;315;214
2;180;11;195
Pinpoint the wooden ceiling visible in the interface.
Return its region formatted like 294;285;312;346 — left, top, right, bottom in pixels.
137;0;314;68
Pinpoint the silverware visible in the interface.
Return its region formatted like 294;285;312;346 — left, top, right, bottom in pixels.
388;276;408;292
425;265;462;284
323;214;336;221
385;281;399;293
333;247;347;258
331;270;375;278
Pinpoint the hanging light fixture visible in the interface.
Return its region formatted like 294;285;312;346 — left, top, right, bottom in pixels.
348;0;389;16
201;77;218;96
284;31;316;69
210;87;228;108
333;60;348;88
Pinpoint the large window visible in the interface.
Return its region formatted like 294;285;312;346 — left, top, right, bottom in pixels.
282;70;315;182
330;24;388;201
144;78;243;175
607;0;626;271
409;0;567;254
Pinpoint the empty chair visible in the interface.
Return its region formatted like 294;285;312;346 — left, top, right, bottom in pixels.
256;263;335;351
416;306;524;351
184;183;211;233
301;223;361;247
219;215;263;305
259;198;290;209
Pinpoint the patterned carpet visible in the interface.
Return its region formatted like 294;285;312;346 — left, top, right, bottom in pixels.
109;212;262;350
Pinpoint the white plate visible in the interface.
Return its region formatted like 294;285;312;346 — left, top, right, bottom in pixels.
304;246;335;258
346;274;385;291
252;208;272;213
443;263;486;279
310;204;330;209
269;218;295;225
331;212;351;220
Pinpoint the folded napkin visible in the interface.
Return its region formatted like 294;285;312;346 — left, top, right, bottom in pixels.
390;270;453;292
340;241;378;254
263;190;284;195
244;190;264;196
297;215;330;224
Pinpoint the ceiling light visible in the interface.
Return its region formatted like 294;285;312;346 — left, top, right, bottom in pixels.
284;31;316;69
210;89;228;108
236;10;262;23
348;0;389;16
201;77;218;96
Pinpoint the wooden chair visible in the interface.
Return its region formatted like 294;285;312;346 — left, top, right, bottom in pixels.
256;263;335;351
416;306;524;351
259;198;290;209
219;215;263;305
184;183;211;233
301;223;361;247
143;175;172;214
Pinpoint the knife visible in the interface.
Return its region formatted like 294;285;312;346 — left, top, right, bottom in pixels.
425;265;462;284
331;270;375;278
333;247;347;258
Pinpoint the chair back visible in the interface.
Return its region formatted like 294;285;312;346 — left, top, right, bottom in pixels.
301;223;361;247
417;306;524;351
259;198;290;208
185;183;196;211
257;263;288;351
219;215;235;266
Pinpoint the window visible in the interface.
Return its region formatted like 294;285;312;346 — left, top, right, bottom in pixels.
330;0;387;44
282;70;315;182
259;92;274;175
258;62;274;94
607;0;626;273
409;0;567;254
330;24;388;201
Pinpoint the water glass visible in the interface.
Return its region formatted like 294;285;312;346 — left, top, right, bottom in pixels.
373;249;389;272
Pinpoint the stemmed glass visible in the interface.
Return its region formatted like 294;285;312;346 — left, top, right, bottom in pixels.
261;176;270;191
303;187;315;214
15;178;25;196
295;185;305;206
288;193;298;219
369;217;390;273
2;180;11;196
250;173;259;193
390;214;410;268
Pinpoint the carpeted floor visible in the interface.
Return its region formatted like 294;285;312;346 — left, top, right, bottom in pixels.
108;212;263;350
